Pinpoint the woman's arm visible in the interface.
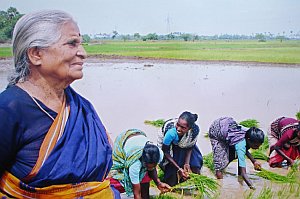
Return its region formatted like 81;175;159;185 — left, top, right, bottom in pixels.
184;148;193;172
132;184;142;199
246;151;261;170
148;169;171;193
274;146;294;165
270;130;295;164
162;144;188;179
162;144;180;170
239;167;255;189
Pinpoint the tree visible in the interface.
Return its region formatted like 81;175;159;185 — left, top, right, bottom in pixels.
133;33;140;40
145;33;158;40
82;34;91;43
181;33;192;41
121;34;130;42
0;7;23;42
255;33;266;42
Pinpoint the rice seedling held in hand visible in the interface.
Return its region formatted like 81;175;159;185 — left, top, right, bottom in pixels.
171;173;219;198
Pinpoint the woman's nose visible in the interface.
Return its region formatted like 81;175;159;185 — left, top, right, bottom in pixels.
77;45;87;59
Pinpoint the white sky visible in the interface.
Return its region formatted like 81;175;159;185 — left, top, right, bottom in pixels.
1;0;300;36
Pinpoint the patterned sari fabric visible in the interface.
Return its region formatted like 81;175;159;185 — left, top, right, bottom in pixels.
268;117;300;166
110;129;147;197
0;87;119;198
208;117;246;171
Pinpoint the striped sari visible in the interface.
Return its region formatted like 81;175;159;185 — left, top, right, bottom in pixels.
110;129;147;197
0;87;119;198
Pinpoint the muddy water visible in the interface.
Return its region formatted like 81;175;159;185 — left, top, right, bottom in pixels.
1;60;299;198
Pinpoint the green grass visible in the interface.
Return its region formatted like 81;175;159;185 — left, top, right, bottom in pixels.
0;46;12;58
1;40;300;64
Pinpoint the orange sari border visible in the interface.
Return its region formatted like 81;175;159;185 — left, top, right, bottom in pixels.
23;96;69;182
0;171;114;198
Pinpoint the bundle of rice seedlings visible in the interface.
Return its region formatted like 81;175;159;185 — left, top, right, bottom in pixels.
251;150;268;161
172;173;219;198
144;119;165;127
256;168;297;183
203;152;215;172
239;119;260;128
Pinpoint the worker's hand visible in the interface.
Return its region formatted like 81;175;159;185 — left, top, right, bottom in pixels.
253;161;262;171
249;185;256;190
183;164;191;173
178;168;189;180
157;182;171;193
215;170;223;179
288;159;294;166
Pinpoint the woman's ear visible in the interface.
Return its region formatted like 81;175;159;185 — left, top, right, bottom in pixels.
27;47;42;66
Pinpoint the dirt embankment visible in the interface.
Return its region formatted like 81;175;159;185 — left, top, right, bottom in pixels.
1;54;300;72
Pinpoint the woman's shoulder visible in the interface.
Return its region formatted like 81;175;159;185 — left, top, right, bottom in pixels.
0;85;30;109
165;127;177;138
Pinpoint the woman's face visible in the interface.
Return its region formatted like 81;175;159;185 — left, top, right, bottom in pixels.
38;21;87;86
247;140;261;149
176;118;190;135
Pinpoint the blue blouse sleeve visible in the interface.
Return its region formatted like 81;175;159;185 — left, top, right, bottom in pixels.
0;107;18;171
235;139;247;168
163;128;177;146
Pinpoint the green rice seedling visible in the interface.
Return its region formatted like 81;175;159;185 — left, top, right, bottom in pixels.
144;119;165;128
203;152;215;172
172;173;219;199
287;159;300;182
256;168;297;183
203;132;209;138
243;189;255;199
256;186;273;199
150;194;177;199
239;119;260;128
251;150;268;161
296;111;300;120
157;167;164;181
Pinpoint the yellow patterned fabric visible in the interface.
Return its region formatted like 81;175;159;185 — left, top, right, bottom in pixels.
0;171;114;198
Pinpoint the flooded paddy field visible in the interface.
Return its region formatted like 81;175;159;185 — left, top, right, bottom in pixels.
1;58;300;198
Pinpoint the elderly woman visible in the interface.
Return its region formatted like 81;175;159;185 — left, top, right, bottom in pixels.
160;111;203;186
268;117;300;167
0;10;120;198
110;129;170;199
208;117;264;189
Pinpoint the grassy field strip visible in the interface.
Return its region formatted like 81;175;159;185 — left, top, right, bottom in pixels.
1;40;300;63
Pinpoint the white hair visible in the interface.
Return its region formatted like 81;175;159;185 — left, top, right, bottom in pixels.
9;10;75;85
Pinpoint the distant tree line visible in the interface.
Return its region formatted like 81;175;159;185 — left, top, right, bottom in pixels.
87;31;300;43
1;7;299;44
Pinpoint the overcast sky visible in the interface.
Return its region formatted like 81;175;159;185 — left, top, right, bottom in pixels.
1;0;300;36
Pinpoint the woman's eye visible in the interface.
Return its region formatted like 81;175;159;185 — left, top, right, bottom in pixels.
66;40;79;47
